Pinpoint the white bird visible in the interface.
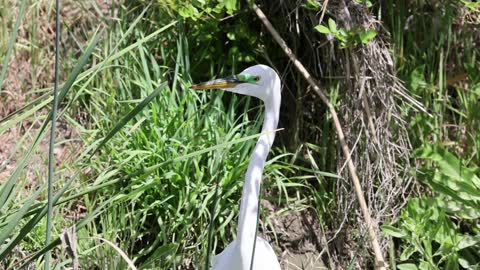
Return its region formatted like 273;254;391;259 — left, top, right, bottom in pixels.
192;65;282;270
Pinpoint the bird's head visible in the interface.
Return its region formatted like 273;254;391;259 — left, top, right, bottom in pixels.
192;64;280;104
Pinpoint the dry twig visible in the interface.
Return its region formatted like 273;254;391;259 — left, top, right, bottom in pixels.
252;4;387;269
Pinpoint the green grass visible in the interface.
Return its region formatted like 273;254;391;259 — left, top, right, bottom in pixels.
68;39;320;268
1;2;325;269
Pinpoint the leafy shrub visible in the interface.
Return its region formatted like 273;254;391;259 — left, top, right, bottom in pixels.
383;145;480;269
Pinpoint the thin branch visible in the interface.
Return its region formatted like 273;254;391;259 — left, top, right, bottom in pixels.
252;4;387;269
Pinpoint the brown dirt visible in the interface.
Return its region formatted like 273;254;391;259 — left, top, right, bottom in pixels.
261;200;329;269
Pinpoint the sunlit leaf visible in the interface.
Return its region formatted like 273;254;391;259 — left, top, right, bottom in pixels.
328;18;337;33
381;225;407;238
397;263;419;270
359;29;377;44
315;25;331;34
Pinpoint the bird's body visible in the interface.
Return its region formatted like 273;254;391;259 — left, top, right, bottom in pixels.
193;65;282;270
213;237;280;270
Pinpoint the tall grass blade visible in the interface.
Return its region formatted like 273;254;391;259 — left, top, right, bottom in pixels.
0;173;76;261
0;0;28;93
205;175;220;270
204;149;227;269
0;96;53;135
0;184;45;245
57;29;103;103
138;243;179;270
44;0;61;267
0;29;102;268
90;82;167;157
0;132;46;211
0;92;50;124
109;21;176;62
90;237;137;270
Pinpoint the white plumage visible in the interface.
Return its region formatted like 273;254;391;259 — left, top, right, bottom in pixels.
193;65;282;270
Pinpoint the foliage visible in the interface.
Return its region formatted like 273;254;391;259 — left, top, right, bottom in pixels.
383;146;480;269
303;0;321;10
383;197;480;270
315;18;377;48
356;0;373;8
176;0;239;19
416;145;480;220
381;0;480;268
460;0;480;11
139;0;260;79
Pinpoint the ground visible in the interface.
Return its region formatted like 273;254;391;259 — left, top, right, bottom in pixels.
263;200;328;269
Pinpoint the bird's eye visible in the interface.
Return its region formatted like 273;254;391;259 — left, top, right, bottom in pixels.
253;76;260;82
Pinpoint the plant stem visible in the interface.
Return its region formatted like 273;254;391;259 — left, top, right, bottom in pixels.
45;0;61;268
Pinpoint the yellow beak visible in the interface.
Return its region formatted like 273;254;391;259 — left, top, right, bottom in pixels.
191;76;241;90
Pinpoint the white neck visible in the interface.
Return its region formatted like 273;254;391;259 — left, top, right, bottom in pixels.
236;98;279;265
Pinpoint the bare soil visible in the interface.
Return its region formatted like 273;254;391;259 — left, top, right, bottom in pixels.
262;199;328;269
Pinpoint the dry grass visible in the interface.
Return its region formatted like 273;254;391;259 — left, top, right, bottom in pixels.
328;2;418;267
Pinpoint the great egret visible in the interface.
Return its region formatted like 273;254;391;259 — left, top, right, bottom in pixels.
192;65;282;270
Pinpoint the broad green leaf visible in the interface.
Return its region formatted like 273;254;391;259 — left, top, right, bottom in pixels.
461;0;480;10
224;0;237;14
178;5;198;19
328;18;337;33
458;257;477;269
381;225;407;238
397;263;419;270
400;245;418;261
356;0;373;7
458;235;480;250
359;29;377;44
417;145;470;184
416;145;480;205
303;0;321;10
338;28;348;38
314;25;331;34
441;199;480;219
426;179;477;209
